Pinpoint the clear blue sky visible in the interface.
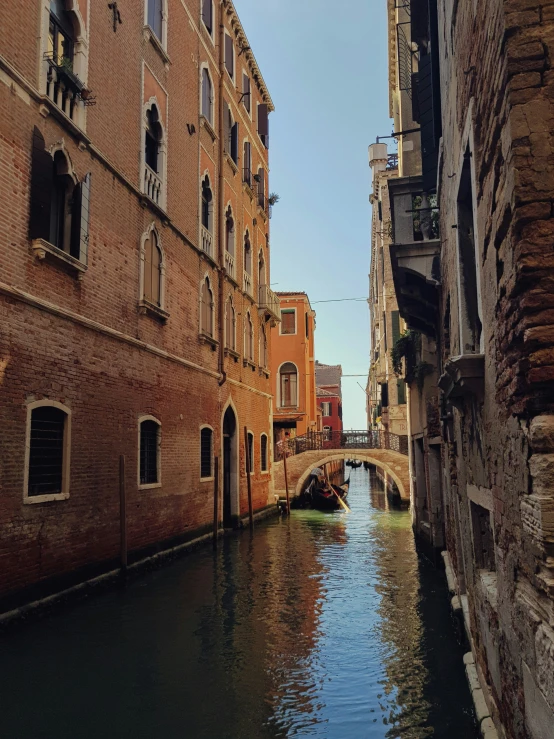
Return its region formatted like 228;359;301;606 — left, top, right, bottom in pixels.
237;0;392;429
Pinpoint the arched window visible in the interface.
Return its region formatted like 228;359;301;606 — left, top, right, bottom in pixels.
26;402;70;500
201;277;214;337
260;434;268;472
46;1;83;122
50;150;76;255
201;68;213;124
323;425;332;441
244;311;254;361
200;426;213;479
143;229;162;306
145;105;162;173
280;362;298;407
258;250;266;288
139;417;161;486
244;232;252;274
226;296;236;351
201;176;213;232
259;325;268;368
225;207;235;256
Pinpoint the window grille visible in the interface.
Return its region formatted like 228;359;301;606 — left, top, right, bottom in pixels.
201;427;213;478
28;406;66;496
140;420;159;485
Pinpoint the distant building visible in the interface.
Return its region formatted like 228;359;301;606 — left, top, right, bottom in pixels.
270;293;318;446
316;387;342;438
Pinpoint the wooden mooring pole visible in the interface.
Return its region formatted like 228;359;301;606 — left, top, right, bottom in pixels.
282;440;290;516
244;426;254;531
213;456;219;549
119;454;127;571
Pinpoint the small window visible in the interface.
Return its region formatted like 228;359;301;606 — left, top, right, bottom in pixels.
226;296;236;350
243;141;251;185
147;0;163;41
200;427;213;478
224;32;234;78
244;312;254;361
143;230;162;306
201;68;213;123
321;402;331;417
323;425;331;441
280;309;296;335
247;431;254;473
201;277;214;337
470;501;495;571
260;434;268;472
201;0;213;35
280;362;298;407
242;73;251;113
140;419;160;486
27;405;68;498
225;207;235;256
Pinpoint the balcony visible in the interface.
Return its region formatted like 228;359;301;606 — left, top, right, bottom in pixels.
225;250;235;279
243;271;253;297
44;53;87;123
388;175;441;338
144;164;162;205
258;284;281;324
201;226;213;259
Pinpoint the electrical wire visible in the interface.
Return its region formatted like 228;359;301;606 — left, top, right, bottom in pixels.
311;297;368;304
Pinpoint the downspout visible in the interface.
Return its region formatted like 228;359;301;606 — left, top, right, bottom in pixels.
217;0;227;386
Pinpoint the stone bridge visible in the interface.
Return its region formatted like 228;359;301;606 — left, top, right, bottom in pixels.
273;431;410;502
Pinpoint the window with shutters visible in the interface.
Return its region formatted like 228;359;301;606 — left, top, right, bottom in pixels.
280;309;296;335
260;434;268;472
244;311;254;362
258;249;266;289
246;431;254;473
391;310;401;346
200;277;214;338
279;362;298;407
321;402;331;417
256;167;265;210
24;401;71;504
225;296;236;351
29;129;91;273
139;416;161;488
381;382;389;408
200;426;213;479
143;102;165;207
139;225;166;318
146;0;167;49
242;73;251;114
223;102;239;166
243;141;252;186
201;68;214;125
201;0;214;37
224;32;234;80
257;103;269;148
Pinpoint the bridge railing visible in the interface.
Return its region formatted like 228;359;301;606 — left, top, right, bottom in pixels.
274;429;409;461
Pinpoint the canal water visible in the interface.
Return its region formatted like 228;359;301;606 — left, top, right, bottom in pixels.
0;468;477;738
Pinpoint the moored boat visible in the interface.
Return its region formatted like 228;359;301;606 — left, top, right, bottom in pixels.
299;477;350;511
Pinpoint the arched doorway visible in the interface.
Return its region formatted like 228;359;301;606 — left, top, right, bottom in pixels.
222;405;238;527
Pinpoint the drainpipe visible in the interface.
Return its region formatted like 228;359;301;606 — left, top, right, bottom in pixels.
217;1;227;387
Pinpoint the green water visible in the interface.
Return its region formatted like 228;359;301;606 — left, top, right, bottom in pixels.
0;469;477;738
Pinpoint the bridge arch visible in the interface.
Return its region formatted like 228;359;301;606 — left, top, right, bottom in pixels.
295;452;408;500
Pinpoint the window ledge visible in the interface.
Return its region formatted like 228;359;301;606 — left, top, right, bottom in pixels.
139;481;162;490
31;239;87;280
39;95;89;141
144;25;171;65
243;289;256;304
257;205;268;222
224;151;239;174
259;367;270;378
261;469;270;475
200;476;215;483
24;492;69;505
225;347;240;362
225;272;240;289
243;359;256;370
199;332;218;350
139;193;168;221
200;115;217;141
138;299;169;322
200;249;219;269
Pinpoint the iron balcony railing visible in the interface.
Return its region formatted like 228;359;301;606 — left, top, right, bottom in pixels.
274;429;409;462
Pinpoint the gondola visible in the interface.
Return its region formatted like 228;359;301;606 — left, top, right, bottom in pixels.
300;477;350;511
350;460;362;469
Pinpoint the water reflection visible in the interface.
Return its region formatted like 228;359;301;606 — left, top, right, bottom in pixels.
0;469;477;739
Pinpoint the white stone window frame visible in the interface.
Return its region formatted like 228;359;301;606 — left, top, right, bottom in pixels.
279;307;297;336
39;0;90;131
257;246;266;289
200;423;214;481
259;322;268;369
225;294;236;350
141;90;168;210
200;170;215;237
199;272;215;337
23;399;71;504
200;63;215;128
243;227;252;274
224;29;235;83
244;309;255;362
225;202;235;257
143;0;169;56
277;360;299;408
137;414;162;490
454;100;484;356
260;432;269;474
246;429;255;474
139;222;167;310
201;0;216;44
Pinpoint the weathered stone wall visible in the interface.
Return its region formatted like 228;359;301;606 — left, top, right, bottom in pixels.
437;1;554;736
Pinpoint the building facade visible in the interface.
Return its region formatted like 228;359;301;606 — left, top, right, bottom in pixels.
384;0;554;736
270;292;317;447
0;0;280;611
316;386;342;439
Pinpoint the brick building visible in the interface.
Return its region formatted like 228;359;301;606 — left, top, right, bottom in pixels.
383;0;554;736
0;0;281;611
270;292;317;446
316;386;342;439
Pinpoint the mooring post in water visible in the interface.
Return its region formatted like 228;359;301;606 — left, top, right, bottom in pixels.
283;435;290;516
244;426;254;531
119;454;127;570
213;456;219;549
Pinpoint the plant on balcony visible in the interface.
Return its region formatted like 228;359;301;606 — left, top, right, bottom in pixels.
268;192;280;206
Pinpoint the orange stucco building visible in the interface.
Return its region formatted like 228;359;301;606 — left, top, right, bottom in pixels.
270;293;318;445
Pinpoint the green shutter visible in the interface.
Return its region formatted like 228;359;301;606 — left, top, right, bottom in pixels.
397;379;406;404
